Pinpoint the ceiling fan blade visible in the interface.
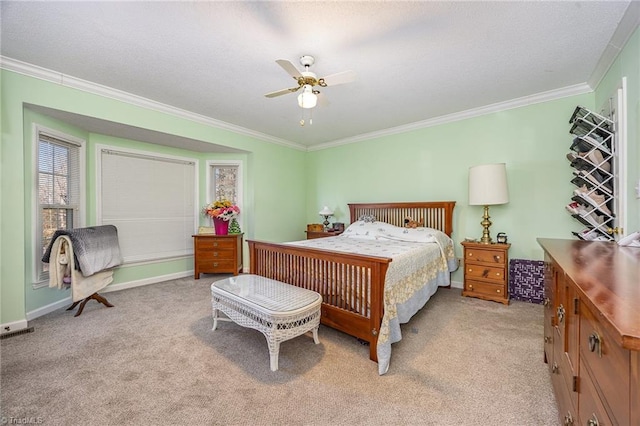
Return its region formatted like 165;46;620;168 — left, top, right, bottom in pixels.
264;86;301;98
276;59;303;79
320;70;357;87
316;92;330;107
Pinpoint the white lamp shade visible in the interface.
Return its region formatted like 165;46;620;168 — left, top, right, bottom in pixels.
319;206;334;215
297;85;317;109
468;163;509;205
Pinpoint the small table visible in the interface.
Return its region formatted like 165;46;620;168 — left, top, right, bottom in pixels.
210;274;322;371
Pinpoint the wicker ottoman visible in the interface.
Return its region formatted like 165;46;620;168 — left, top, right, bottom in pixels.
211;274;322;371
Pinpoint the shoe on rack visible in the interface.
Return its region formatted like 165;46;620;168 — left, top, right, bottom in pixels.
577;228;598;240
586;149;611;172
573;184;590;197
566;152;579;163
584;192;612;216
570;137;591;153
565;201;580;214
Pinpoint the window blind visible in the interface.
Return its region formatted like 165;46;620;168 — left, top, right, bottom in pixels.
99;148;196;263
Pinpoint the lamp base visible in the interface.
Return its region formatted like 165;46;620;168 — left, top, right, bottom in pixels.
479;205;493;244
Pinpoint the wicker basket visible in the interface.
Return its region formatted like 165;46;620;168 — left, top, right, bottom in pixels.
307;223;324;232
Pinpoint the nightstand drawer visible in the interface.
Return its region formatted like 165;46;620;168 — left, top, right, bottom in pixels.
196;259;236;272
465;265;505;283
465;248;506;264
464;280;506;298
197;248;235;261
196;238;237;250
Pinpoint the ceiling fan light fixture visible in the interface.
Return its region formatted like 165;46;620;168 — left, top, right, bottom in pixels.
297;85;317;109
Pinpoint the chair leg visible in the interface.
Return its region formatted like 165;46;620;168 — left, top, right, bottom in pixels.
71;293;114;317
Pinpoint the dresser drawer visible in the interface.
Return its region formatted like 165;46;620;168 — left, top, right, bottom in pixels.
579;358;615;426
465;264;505;283
551;334;577;426
580;301;630;425
465;248;506;265
464;280;506;298
196;238;237;250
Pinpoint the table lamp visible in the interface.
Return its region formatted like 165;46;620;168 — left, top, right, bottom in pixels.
468;163;509;244
318;206;334;230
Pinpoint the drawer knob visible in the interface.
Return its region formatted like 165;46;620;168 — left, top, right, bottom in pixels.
551;362;559;374
496;289;501;293
468;284;473;289
468;268;472;272
495;272;500;276
213;242;218;247
213;262;219;267
588;332;602;358
214;252;218;257
563;412;574;426
586;414;599;426
468;253;473;257
544;297;550;307
557;304;565;323
544;336;551;344
494;255;500;260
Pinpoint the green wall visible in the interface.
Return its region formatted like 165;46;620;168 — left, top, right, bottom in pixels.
1;70;306;326
306;95;594;285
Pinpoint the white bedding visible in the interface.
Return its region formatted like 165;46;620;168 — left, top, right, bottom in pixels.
287;221;458;374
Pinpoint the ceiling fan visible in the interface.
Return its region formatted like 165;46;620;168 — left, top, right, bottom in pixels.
264;55;356;109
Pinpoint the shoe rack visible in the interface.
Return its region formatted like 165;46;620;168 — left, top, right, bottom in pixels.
566;106;615;241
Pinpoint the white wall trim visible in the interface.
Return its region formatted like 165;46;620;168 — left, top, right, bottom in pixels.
24;270;194;321
3;55;598;154
450;280;463;290
0;56;306;152
101;270;193;294
309;83;592;151
1;319;30;335
25;297;72;321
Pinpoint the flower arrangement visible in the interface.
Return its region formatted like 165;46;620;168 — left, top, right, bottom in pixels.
202;199;240;222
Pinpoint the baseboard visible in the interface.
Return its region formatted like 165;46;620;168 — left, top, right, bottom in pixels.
24;270;195;322
101;270;194;293
450;279;463;289
1;319;29;335
26;297;72;321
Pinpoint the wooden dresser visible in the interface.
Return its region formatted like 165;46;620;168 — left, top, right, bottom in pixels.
193;233;243;278
538;238;640;426
461;241;510;304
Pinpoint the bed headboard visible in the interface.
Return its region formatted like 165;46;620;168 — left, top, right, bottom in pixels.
348;201;456;237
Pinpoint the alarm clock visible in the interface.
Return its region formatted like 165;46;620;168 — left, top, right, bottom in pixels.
496;232;508;244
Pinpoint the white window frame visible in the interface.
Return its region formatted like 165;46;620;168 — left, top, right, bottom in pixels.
32;125;86;287
96;144;199;265
206;159;243;229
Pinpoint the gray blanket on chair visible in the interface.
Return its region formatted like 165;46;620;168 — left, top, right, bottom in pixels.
42;225;123;277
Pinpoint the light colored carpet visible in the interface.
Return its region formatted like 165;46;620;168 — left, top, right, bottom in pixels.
1;275;558;425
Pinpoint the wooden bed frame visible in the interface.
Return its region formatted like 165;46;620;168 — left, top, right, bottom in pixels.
247;201;456;363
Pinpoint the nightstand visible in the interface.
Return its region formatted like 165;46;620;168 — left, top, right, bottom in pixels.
461;241;510;304
305;230;343;240
192;233;243;278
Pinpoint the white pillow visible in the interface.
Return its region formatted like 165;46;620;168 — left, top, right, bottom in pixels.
341;220;396;239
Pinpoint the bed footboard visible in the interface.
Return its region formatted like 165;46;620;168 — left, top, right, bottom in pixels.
247;240;391;362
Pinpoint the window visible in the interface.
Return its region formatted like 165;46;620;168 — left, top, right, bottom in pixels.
97;146;197;264
34;127;85;283
207;160;242;214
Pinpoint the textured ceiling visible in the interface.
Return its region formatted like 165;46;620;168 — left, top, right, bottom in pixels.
1;1;635;150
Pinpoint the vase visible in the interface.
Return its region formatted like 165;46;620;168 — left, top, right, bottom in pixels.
212;217;229;235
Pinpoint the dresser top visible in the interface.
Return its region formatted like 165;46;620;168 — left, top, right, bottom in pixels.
538;238;640;351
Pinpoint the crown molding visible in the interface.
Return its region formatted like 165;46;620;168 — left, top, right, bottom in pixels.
0;56;307;152
309;83;592;151
588;1;640;89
